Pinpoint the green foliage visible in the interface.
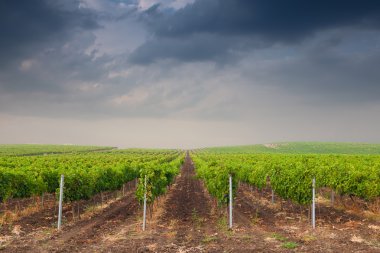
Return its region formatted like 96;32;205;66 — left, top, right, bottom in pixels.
0;150;184;203
282;241;298;249
0;168;46;202
60;170;95;202
135;155;184;203
193;156;238;204
272;233;287;242
192;152;380;205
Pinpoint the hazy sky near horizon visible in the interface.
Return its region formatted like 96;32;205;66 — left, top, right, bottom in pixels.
1;0;380;148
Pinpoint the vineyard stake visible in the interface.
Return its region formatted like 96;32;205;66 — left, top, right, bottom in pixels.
312;178;316;229
142;175;147;231
271;189;275;203
58;174;64;230
229;174;233;229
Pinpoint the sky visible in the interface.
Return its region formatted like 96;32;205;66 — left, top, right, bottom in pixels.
1;0;380;148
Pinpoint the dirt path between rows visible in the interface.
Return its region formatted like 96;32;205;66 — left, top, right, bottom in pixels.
234;184;380;252
2;190;139;253
89;153;281;252
88;152;220;252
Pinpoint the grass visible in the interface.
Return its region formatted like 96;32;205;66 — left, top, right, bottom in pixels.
202;235;218;244
127;230;138;238
0;201;47;226
233;234;251;241
191;208;203;229
272;233;299;249
272;233;287;242
302;234;317;242
217;216;228;231
251;207;262;225
0;211;17;225
282;241;299;249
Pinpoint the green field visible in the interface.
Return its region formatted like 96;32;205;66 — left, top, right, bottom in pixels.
201;142;380;154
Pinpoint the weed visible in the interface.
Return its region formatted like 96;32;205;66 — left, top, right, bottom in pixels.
217;216;228;230
272;233;299;249
302;235;317;242
191;208;203;228
236;234;251;241
272;233;287;242
251;208;263;225
282;241;298;249
128;230;137;237
202;235;218;243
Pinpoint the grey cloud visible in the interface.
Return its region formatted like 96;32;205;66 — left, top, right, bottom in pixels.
0;0;147;96
277;52;380;104
153;0;380;38
132;0;380;63
0;31;110;93
129;33;253;64
0;0;99;67
0;0;122;95
1;0;380;123
239;31;380;104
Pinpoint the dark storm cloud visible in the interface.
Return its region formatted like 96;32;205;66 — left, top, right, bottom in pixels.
1;0;380;120
0;0;111;94
131;0;380;63
0;0;99;66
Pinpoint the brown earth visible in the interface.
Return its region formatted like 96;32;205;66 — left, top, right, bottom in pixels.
1;154;379;252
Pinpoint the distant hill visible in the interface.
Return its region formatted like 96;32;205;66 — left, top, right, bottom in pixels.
202;142;380;154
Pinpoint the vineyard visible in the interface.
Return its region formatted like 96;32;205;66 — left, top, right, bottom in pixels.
193;152;380;205
0;149;184;203
0;144;379;252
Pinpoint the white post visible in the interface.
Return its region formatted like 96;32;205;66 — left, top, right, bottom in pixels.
58;174;64;230
229;174;233;229
312;178;316;229
142;175;147;231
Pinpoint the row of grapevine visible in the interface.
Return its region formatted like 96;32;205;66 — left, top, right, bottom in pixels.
0;144;115;156
135;155;184;204
0;150;184;203
192;152;380;205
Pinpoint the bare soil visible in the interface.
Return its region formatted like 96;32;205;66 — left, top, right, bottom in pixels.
1;154;379;252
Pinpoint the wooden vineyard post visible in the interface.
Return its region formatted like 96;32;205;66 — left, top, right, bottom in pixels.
142;175;147;231
271;189;275;204
229;174;233;230
58;174;64;230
